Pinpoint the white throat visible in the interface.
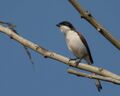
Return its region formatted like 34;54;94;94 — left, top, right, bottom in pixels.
59;25;71;34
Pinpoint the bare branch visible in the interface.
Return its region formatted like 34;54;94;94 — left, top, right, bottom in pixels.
0;24;120;84
0;21;34;68
68;69;120;85
68;0;120;50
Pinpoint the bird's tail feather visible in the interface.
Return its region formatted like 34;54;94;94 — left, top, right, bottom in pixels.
85;55;102;92
95;79;102;92
92;73;102;92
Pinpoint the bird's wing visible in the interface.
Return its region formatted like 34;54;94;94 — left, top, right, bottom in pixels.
77;32;94;64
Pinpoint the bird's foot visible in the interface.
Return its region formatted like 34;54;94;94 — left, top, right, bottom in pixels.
69;58;79;61
69;58;81;67
75;59;81;67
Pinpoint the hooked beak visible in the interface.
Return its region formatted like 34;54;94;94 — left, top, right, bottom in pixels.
56;24;60;27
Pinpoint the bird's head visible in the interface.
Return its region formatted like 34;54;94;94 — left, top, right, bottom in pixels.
56;21;76;33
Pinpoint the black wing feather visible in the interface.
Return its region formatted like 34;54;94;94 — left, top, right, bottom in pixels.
77;32;94;64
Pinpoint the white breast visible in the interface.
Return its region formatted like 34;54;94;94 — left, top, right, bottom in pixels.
65;31;87;58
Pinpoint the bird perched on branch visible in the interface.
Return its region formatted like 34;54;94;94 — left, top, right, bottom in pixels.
56;21;102;92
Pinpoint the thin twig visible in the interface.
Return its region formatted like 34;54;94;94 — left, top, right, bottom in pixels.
0;21;34;68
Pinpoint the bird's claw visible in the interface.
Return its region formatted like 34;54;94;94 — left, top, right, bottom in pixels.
69;58;81;67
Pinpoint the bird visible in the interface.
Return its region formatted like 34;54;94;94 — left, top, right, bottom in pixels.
56;21;102;92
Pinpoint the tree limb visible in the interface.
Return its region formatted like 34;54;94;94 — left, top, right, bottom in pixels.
67;69;120;85
0;24;120;85
68;0;120;50
0;21;34;68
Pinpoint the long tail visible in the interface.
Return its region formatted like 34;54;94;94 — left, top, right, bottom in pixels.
85;56;102;92
92;73;102;92
95;79;102;92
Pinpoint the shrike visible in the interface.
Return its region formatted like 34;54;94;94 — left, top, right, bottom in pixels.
56;21;102;92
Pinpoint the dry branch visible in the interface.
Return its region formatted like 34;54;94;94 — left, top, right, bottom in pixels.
68;69;120;85
69;0;120;50
0;24;120;85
